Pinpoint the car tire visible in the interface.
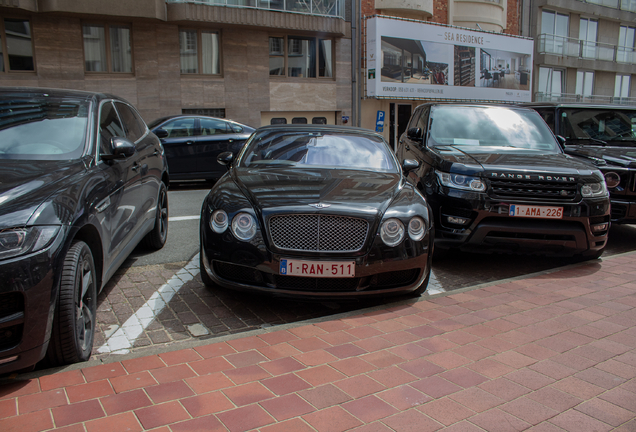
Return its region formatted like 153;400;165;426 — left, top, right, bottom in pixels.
142;183;169;250
46;240;97;365
199;249;217;287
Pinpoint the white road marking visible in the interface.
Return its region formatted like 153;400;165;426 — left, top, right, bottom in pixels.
169;215;200;221
426;270;445;295
97;254;200;354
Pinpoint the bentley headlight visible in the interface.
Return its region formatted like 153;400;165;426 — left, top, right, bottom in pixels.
232;212;257;241
380;218;404;247
0;226;60;260
210;209;229;233
437;172;486;192
581;182;608;198
408;217;426;241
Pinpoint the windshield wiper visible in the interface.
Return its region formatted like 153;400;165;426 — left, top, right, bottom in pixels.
570;137;608;146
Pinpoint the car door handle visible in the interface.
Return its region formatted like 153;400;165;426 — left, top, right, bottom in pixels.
186;141;194;145
229;139;234;143
132;163;141;171
405;145;411;151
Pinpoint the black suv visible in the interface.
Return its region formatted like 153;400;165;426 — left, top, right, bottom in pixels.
397;103;610;257
524;103;636;224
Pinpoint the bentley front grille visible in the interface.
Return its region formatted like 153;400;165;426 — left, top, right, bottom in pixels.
269;214;368;252
490;178;578;202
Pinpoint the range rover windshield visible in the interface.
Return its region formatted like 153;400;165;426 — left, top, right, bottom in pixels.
429;106;560;153
559;108;636;145
0;95;89;160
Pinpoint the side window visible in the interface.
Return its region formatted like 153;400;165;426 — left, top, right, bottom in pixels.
229;123;243;133
161;118;196;138
99;102;125;155
536;109;555;133
115;102;146;142
200;118;229;136
416;107;430;132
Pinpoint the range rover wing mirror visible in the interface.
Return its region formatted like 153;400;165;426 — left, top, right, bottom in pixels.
407;127;422;140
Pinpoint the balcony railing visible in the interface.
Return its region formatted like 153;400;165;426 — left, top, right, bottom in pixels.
537;34;636;64
166;0;345;17
576;0;636;12
535;92;636;106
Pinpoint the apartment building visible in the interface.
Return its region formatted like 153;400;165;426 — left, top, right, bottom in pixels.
0;0;353;127
522;0;636;105
359;0;526;147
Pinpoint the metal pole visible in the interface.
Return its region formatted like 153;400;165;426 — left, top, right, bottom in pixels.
351;0;358;126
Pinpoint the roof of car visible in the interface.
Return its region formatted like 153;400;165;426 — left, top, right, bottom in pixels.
0;86;120;103
254;124;382;137
149;114;255;129
415;102;534;111
520;102;636;110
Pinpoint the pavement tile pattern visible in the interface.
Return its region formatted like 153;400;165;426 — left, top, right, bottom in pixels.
1;252;635;431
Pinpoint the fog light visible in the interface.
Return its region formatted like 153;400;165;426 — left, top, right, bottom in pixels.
447;215;470;225
591;223;608;233
0;355;18;365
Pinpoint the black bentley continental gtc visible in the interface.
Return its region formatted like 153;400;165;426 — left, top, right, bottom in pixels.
199;125;434;298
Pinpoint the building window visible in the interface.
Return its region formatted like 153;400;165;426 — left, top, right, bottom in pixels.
269;36;333;78
83;24;132;73
292;117;307;124
538;67;563;96
179;29;220;75
182;108;225;117
579;18;598;59
271;118;287;124
576;70;594;96
618;26;635;64
312;117;327;124
615;75;630;99
0;18;34;72
540;10;569;55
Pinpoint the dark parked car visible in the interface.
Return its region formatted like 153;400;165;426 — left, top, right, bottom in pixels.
148;115;255;181
200;125;433;298
0;87;169;374
524;103;636;224
397;103;610;258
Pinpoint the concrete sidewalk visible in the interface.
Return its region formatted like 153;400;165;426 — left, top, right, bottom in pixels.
1;253;635;432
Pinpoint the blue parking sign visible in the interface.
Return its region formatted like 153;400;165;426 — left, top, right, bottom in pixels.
375;111;385;132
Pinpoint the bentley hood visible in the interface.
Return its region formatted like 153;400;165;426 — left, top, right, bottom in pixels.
234;167;402;218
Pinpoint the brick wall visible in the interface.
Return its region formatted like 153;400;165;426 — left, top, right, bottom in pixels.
432;0;448;24
505;0;520;35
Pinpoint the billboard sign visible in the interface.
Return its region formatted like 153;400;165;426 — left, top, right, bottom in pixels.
366;17;534;103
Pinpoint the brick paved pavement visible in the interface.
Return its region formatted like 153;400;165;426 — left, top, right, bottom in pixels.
1;251;635;431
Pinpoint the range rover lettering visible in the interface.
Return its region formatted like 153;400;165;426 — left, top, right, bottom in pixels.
397;103;610;258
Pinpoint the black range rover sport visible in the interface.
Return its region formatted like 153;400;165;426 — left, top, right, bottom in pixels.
397;103;610;258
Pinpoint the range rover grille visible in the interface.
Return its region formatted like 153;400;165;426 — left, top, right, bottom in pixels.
490;178;578;201
269;214;368;252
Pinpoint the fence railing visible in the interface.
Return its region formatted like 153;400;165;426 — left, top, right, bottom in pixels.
576;0;636;12
166;0;345;17
537;34;636;64
534;92;636;106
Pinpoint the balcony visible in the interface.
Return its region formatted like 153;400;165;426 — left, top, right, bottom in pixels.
166;0;345;17
535;92;636;106
576;0;636;12
537;34;636;64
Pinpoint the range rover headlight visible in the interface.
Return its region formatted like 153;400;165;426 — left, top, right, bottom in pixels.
603;172;620;189
0;226;60;260
232;212;257;241
581;182;608;198
210;209;229;233
380;218;405;247
408;217;426;241
437;172;486;192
